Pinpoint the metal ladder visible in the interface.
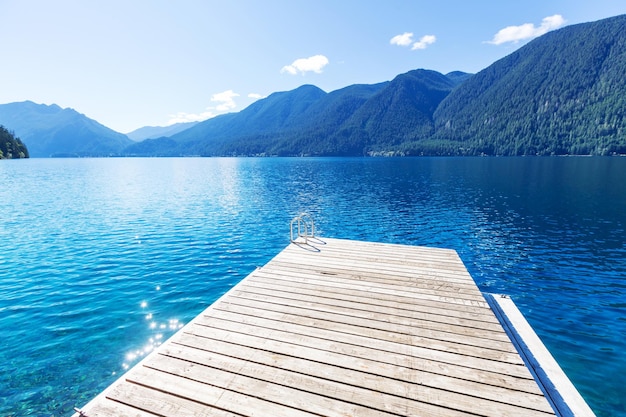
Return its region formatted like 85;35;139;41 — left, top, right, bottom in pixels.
290;213;315;244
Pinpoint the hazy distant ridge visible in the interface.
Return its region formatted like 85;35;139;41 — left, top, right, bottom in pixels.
126;122;199;141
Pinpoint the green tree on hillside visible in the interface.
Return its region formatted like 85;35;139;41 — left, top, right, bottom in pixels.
0;125;29;159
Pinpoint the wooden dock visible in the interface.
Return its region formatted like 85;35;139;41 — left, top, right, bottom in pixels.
74;237;594;417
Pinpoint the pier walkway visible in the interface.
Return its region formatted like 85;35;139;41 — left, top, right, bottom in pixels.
74;237;594;416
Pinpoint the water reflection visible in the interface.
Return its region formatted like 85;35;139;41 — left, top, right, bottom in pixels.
122;293;184;371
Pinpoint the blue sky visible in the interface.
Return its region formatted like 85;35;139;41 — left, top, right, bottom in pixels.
1;1;625;133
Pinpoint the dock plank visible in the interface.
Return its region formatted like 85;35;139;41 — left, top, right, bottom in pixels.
75;400;161;417
74;237;564;417
193;311;530;375
125;366;319;417
105;383;241;417
143;355;405;417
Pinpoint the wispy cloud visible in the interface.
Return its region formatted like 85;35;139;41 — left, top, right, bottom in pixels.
248;93;264;99
167;89;240;125
391;32;436;50
487;14;566;45
281;55;329;75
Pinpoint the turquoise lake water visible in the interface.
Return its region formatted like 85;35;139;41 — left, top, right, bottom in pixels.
0;157;624;416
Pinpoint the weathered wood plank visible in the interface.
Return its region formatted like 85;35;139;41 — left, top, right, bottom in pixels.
269;253;477;283
125;366;320;417
143;355;409;417
274;248;472;275
77;400;162;417
106;382;241;417
277;241;467;263
293;239;460;262
276;246;473;280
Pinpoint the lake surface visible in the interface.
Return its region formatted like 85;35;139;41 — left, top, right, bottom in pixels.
0;157;624;417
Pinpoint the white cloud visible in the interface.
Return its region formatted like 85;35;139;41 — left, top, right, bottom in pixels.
487;14;566;45
390;32;414;46
166;89;240;125
248;93;264;99
412;35;436;50
211;89;239;111
281;55;329;75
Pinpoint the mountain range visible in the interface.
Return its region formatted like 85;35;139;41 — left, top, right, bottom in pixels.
1;14;625;157
0;101;133;157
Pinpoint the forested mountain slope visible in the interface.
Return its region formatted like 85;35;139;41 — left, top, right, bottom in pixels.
428;14;626;156
333;70;458;155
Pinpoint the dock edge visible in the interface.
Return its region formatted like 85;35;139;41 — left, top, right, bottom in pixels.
484;293;596;417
